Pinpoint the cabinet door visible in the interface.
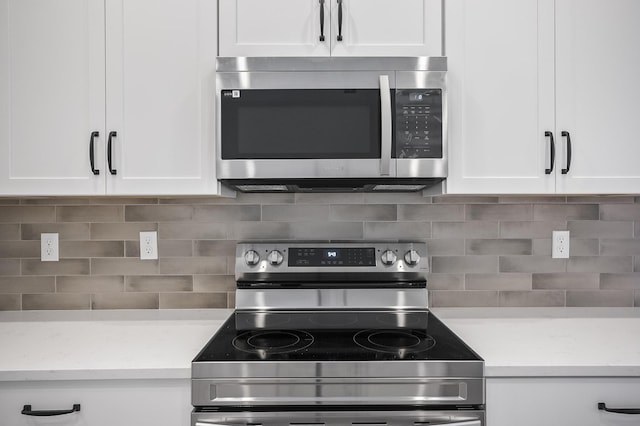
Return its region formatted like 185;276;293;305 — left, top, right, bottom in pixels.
219;0;331;57
488;377;640;426
445;0;556;194
105;0;219;195
329;0;441;56
555;0;640;194
0;0;106;195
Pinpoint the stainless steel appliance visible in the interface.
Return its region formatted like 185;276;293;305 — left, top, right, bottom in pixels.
216;58;447;193
192;241;485;426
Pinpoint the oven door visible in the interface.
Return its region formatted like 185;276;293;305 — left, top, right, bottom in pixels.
216;71;396;180
193;409;484;426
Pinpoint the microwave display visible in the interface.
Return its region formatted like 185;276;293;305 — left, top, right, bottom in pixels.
395;89;443;159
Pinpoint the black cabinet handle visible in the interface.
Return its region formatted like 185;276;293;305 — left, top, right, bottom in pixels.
337;0;343;41
598;402;640;415
107;131;117;175
89;131;100;175
319;0;325;41
22;404;81;417
544;131;555;174
561;130;572;174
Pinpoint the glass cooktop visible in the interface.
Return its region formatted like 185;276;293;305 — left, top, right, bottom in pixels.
193;310;482;362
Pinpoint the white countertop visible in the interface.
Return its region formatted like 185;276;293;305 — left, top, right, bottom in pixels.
1;308;639;382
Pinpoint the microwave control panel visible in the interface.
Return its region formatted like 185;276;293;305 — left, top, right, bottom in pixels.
395;89;443;159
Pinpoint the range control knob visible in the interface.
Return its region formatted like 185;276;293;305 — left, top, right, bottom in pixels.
381;250;397;266
244;250;260;266
267;250;284;266
404;249;421;266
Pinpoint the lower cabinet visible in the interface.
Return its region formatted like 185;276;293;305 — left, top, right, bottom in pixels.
487;377;640;426
0;378;190;426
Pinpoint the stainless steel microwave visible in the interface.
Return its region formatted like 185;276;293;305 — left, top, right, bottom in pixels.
216;57;447;192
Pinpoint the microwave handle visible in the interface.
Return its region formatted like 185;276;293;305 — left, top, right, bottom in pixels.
379;75;392;176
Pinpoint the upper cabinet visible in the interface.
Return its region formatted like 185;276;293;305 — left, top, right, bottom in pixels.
0;0;221;196
218;0;442;57
446;0;640;194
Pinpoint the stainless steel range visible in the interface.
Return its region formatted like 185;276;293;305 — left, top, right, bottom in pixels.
192;242;485;426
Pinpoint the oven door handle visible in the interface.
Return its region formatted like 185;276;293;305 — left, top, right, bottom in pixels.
379;74;392;177
196;420;481;426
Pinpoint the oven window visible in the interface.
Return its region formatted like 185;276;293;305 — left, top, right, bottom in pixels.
221;89;382;159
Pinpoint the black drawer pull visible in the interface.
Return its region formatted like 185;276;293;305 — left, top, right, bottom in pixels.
319;0;325;41
598;402;640;414
21;404;81;416
544;131;555;174
89;131;100;175
107;130;117;175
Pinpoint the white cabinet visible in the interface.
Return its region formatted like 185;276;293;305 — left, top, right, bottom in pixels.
487;377;640;426
0;0;221;196
218;0;442;57
446;0;640;195
0;379;191;426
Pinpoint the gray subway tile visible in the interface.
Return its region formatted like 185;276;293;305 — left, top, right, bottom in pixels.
288;222;364;240
22;259;90;276
466;239;532;255
22;223;91;240
365;193;430;204
0;241;40;258
568;221;633;238
500;221;566;238
57;206;123;223
126;276;193;292
228;222;291;240
568;256;633;273
0;198;20;205
433;222;499;239
56;276;125;293
159;292;227;309
532;239;599;257
364;222;431;240
60;241;124;258
227;291;236;308
433;195;498;204
332;205;397;221
601;204;640;221
193;275;236;292
636;290;640;307
430;290;498;307
532;273;599;289
431;256;498;273
499;256;566;273
262;205;331;222
0;259;20;275
499;290;565;307
194;241;236;257
425;274;464;290
295;193;365;204
193;205;261;222
91;293;159;310
90;197;158;205
91;258;158;276
22;197;90;205
425;239;465;256
159;257;226;275
533;204;599;221
0;206;55;223
499;196;565;204
636;221;640;238
600;273;640;290
91;223;157;240
568;196;635;204
466;204;532;221
0;277;55;293
23;294;90;310
600;239;640;256
125;240;192;258
0;294;20;310
566;290;633;307
125;205;193;222
465;273;532;291
398;204;464;221
159;222;226;240
0;224;20;240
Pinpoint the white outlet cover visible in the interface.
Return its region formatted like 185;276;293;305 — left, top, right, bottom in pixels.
41;233;59;262
552;230;570;259
140;231;158;260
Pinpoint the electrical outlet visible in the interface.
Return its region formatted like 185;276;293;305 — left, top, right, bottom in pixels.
140;231;158;260
552;230;570;259
41;233;59;262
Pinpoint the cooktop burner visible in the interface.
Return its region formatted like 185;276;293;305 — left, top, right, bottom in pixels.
194;310;481;362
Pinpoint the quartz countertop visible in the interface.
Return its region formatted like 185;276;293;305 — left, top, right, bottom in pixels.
1;308;639;382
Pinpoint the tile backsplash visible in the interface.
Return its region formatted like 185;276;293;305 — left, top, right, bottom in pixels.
0;193;639;310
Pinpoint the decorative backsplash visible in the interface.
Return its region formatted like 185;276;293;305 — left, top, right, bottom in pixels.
0;193;639;310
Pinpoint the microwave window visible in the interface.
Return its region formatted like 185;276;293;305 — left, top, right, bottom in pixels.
221;89;382;159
